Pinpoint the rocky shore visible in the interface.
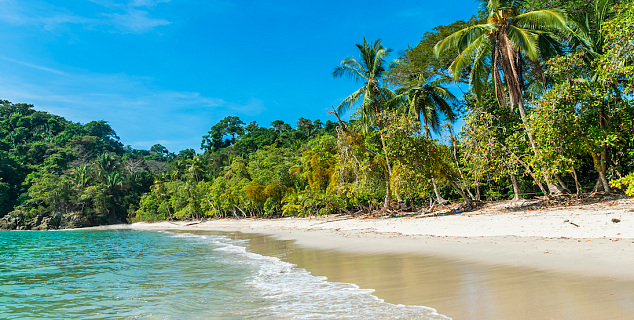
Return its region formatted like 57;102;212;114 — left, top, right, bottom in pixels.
0;212;94;230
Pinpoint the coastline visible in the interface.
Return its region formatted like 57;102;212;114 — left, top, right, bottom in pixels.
83;197;634;319
97;196;634;279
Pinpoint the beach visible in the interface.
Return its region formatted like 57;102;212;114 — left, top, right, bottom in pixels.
98;196;634;319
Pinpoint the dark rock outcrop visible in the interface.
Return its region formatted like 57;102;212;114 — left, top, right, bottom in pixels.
0;213;25;230
0;211;95;230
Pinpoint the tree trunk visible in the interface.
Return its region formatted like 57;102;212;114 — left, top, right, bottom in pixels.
516;100;563;195
571;168;581;195
590;150;611;194
465;187;476;201
432;177;448;204
554;174;570;193
378;130;393;209
449;180;473;208
374;100;402;207
598;106;612;194
599;151;611;194
593;176;603;192
491;136;549;197
509;173;522;201
448;128;476;201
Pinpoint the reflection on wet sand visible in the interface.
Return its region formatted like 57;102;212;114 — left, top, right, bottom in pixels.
206;231;634;320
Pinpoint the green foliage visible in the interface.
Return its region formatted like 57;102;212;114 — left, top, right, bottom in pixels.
611;173;634;195
9;0;634;227
201;116;246;152
0;100;157;228
389;18;479;86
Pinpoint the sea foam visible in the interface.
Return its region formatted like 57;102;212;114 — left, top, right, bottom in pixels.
172;232;451;320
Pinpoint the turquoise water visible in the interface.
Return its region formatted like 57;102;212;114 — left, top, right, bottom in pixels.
0;230;448;319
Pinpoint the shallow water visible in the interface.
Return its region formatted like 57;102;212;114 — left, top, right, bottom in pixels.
0;230;447;319
228;231;634;320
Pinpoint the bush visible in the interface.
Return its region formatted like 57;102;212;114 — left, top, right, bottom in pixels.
611;173;634;196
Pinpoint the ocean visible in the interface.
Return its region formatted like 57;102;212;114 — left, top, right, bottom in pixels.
0;230;448;319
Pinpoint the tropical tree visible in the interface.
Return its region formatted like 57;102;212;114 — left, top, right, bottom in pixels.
394;74;458;136
434;0;571;193
566;0;624;193
333;38;398;209
390;73;458;203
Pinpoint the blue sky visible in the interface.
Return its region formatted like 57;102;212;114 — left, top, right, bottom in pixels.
0;0;478;153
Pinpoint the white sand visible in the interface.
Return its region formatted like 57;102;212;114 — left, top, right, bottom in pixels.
100;197;634;279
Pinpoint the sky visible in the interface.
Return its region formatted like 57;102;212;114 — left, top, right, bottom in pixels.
0;0;479;153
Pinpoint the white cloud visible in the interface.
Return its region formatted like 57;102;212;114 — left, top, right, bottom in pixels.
128;0;172;7
0;56;66;75
0;57;267;152
103;7;171;34
0;0;172;34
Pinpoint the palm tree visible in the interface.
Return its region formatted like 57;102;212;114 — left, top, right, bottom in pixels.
186;155;207;183
105;171;123;191
434;0;571;194
394;74;457;136
390;73;459;204
333;38;398;209
572;0;613;68
70;165;92;189
569;0;618;193
95;152;118;172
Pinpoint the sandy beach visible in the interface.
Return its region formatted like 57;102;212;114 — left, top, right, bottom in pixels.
94;196;634;319
120;196;634;278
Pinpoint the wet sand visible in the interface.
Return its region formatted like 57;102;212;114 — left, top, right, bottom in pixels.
198;230;634;320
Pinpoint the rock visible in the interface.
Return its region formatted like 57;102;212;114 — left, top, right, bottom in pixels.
1;210;98;230
30;215;58;230
0;213;24;230
25;214;43;230
0;211;64;230
60;212;92;229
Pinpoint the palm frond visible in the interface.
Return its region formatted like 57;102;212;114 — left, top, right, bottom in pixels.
427;85;458;104
485;0;501;14
429;76;455;86
335;86;366;116
469;42;491;101
536;31;564;60
372;47;392;79
386;92;408;111
448;33;489;79
333;58;367;83
429;94;457;123
434;24;492;57
514;9;571;34
596;0;612;31
506;25;539;60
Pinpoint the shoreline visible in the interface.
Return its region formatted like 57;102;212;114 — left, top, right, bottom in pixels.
76;198;634;319
93;196;634;279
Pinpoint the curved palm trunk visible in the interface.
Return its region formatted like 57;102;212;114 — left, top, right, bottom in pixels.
496;32;563;196
516;100;564;195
